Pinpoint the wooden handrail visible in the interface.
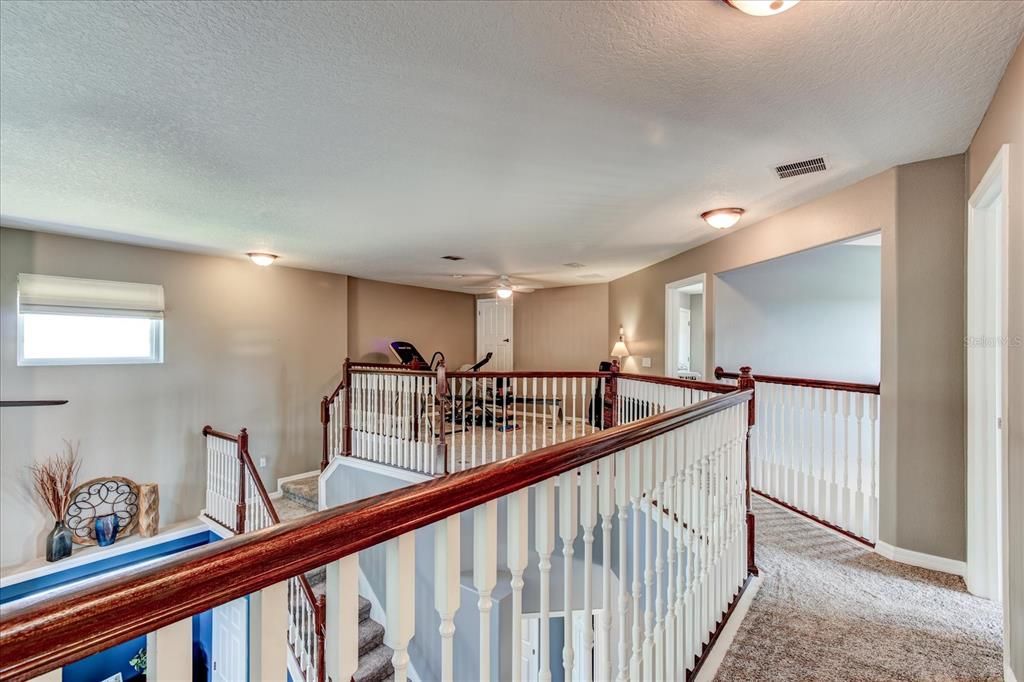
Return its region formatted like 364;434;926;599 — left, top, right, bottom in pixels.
0;388;751;680
201;425;239;442
714;366;880;395
617;372;735;394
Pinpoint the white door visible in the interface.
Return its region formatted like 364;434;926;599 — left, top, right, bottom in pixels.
213;597;248;682
477;298;513;370
522;616;540;682
966;145;1009;603
677;308;691;371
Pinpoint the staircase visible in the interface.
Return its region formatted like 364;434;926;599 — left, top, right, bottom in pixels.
277;475;395;682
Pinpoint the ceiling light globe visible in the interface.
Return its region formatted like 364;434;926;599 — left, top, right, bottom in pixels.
496;287;513;299
701;208;745;229
725;0;800;16
247;252;278;266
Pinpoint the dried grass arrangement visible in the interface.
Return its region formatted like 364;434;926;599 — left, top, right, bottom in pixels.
29;440;81;521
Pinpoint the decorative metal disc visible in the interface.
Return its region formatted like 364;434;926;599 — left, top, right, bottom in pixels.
65;477;140;545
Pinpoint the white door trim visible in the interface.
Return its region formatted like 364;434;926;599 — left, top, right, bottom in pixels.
664;274;707;378
965;144;1011;659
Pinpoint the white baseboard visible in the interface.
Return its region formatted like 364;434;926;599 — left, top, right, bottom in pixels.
693;575;763;682
875;541;966;577
1007;659;1019;682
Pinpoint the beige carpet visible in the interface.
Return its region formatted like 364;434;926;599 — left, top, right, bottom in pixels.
714;497;1004;681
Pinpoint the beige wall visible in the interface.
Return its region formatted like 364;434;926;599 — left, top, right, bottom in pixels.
513;284;609;371
347;277;476;368
882;155;966;561
967;36;1023;677
608;169;895;377
0;227;348;569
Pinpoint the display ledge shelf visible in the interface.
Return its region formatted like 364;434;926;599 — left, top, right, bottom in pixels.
0;518;207;589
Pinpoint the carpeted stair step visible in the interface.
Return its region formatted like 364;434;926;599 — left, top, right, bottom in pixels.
358;614;386;655
353;643;394;682
280;475;319;511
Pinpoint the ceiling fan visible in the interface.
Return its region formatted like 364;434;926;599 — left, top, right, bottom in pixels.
456;274;545;298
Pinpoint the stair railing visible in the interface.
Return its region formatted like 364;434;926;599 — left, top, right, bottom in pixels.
4;383;757;682
202;426;326;682
329;359;741;476
716;366;881;544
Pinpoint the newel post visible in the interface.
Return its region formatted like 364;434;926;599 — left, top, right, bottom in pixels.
436;360;449;473
320;395;330;472
236;428;249;534
737;367;758;576
342;358;352;457
605;361;620;428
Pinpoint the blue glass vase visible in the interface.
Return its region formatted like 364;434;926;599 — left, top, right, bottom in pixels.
95;514;120;547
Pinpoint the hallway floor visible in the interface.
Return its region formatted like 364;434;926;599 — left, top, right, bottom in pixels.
715;497;1004;681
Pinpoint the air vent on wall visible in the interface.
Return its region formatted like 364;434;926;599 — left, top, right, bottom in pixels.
775;156;827;179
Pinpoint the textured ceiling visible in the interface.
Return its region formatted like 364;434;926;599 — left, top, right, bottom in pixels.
2;1;1022;290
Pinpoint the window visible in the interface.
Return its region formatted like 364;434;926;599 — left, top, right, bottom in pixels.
17;274;164;366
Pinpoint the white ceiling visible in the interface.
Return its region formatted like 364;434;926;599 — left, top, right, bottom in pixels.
2;1;1022;291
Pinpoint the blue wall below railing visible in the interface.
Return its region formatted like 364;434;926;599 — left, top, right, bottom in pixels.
1;527;221;682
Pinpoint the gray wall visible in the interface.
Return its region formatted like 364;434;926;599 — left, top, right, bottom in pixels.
0;227;348;568
715;241;881;383
879;155;967;561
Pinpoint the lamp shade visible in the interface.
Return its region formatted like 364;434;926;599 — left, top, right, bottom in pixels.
611;340;630;358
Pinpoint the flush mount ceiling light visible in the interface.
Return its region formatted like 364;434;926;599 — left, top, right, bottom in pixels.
724;0;800;16
700;207;745;229
247;252;278;266
496;286;514;299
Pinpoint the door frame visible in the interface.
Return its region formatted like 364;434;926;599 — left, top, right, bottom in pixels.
664;274;707;378
965;144;1010;647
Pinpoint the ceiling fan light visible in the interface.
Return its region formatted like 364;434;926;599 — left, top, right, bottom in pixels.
496;286;514;299
724;0;800;17
701;208;745;229
247;252;278;266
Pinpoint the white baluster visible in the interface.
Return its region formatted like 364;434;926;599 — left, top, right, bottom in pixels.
536;478;556;682
327;554;359;682
559;468;579;681
630;444;643;681
598;455;615;682
147;617;193;681
580;462;597;682
508;488;529;682
386;533;416;681
868;393;879;541
615;449;630;682
854;392;865;537
475;501;498;681
643;440;656;680
841;391;852;531
435;515;460;682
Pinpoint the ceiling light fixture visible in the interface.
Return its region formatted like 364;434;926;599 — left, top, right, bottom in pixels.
724;0;800;16
247;252;278;266
700;208;745;229
496;286;513;299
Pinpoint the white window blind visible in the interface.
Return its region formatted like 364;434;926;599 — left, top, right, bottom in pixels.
17;274;165;365
17;274;164;319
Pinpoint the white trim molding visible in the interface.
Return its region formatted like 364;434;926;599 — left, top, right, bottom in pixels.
874;541;966;577
693;575;763;682
1006;660;1019;682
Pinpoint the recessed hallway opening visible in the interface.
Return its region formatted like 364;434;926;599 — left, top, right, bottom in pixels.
715;497;1003;681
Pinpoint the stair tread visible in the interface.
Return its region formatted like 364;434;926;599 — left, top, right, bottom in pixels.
353;643;395;682
359;615;386;655
280;475;319;509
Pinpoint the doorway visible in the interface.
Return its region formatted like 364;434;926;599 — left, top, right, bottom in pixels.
477;297;513;370
665;275;706;379
965;144;1009;615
